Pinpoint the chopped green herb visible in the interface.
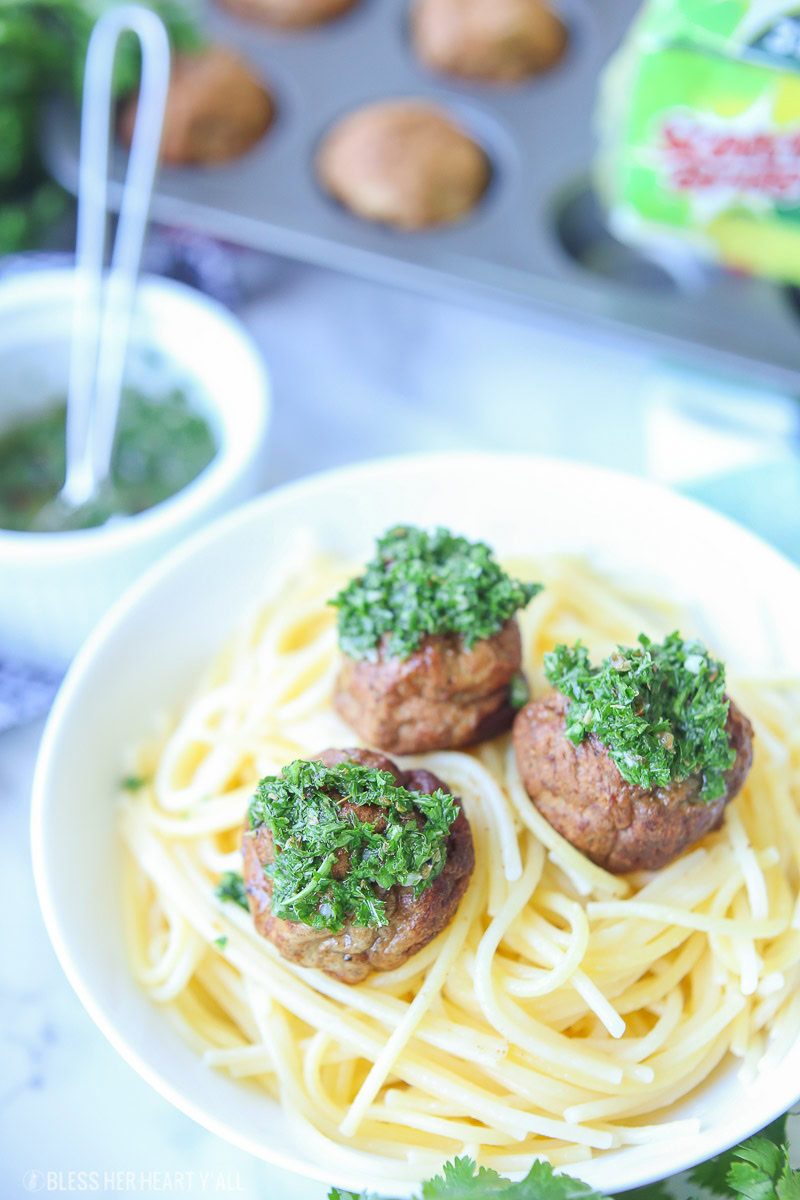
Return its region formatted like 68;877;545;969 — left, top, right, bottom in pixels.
121;775;147;791
689;1115;788;1196
213;935;229;950
544;632;736;800
330;526;542;662
248;759;458;932
215;872;249;911
509;671;529;711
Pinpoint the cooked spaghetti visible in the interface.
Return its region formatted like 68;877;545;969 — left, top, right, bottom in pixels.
119;551;800;1179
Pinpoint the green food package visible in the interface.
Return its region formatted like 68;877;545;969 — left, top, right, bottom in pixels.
597;1;800;285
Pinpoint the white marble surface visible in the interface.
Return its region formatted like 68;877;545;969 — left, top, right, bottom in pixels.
0;260;794;1198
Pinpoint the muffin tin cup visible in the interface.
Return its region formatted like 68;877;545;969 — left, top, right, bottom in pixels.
43;0;800;388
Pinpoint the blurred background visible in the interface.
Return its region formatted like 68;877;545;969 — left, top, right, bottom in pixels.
2;0;800;1194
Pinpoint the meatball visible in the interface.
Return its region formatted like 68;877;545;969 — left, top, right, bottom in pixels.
334;617;523;756
512;689;754;874
412;0;567;83
217;0;359;26
242;747;474;983
118;47;273;166
315;100;490;230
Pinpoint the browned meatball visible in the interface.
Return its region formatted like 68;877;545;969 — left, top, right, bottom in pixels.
334;617;523;756
118;47;273;166
412;0;567;82
218;0;359;26
316;100;490;230
513;689;754;874
242;748;474;983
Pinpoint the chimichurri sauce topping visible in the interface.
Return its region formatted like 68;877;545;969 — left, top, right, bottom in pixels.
331;524;542;662
544;632;736;800
248;759;458;930
0;385;216;533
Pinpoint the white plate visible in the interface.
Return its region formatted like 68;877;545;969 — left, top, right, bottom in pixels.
31;452;800;1195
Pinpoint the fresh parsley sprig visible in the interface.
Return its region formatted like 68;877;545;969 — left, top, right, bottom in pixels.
248;760;458;931
544;632;736;800
328;1115;797;1200
330;526;542;662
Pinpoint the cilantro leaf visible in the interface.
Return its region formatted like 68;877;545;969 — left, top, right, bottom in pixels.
214;872;249;911
422;1157;511;1197
545;632;735;800
778;1164;800;1200
689;1117;789;1196
420;1156;609;1200
727;1139;792;1200
249;759;458;931
331;526;541;662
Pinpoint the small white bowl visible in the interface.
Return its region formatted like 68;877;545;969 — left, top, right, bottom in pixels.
30;452;800;1196
0;269;271;666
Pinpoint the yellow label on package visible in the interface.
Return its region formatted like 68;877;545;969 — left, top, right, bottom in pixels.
598;2;800;285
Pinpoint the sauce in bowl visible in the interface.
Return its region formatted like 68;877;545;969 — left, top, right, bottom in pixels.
0;386;216;533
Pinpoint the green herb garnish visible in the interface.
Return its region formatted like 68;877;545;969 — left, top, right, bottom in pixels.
214;872;249;911
509;672;529;711
544;632;736;800
121;774;147;791
330;526;542;662
213;935;229;950
248;759;458;932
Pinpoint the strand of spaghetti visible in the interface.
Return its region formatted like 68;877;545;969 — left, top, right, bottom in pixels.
477;1148;595;1171
153;684;245;810
144;787;251;837
583;987;685;1064
361;940;442;990
586;899;788;937
726;805;769;920
648;991;746;1073
473;834;625;1080
142;915;204;1002
194;959;262;1042
339;834;486;1137
203;1044;274;1071
504;745;629;898
628;846;711;900
596;1118;702;1146
363;1103;514;1147
504;912;625;1039
168;988;246;1057
194;835;242;875
302;1031;350;1126
563;1031;732;1123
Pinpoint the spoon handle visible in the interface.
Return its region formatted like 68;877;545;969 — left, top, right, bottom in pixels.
64;5;170;506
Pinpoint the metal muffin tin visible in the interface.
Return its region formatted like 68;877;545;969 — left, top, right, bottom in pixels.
44;0;800;388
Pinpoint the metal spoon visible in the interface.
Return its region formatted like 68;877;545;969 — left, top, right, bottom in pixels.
35;5;170;532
